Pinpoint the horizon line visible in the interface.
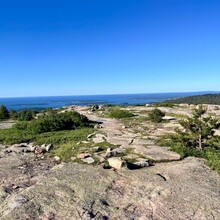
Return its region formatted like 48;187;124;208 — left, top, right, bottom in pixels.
0;91;219;99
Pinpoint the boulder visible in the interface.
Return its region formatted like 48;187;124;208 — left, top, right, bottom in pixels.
107;157;127;170
94;124;102;129
71;157;76;161
105;147;112;158
105;148;124;158
77;153;91;159
21;149;31;153
41;144;46;150
82;157;95;164
133;161;149;168
81;141;89;144
29;145;36;152
91;105;99;112
54;156;61;162
92;146;100;152
35;146;46;154
87;133;95;139
45;144;53;152
94;155;105;163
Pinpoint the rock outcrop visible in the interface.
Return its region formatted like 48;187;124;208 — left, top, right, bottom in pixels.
0;158;220;219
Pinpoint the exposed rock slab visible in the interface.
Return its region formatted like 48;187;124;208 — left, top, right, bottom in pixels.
133;144;181;161
0;158;220;219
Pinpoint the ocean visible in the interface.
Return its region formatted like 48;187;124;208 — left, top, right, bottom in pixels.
0;92;214;111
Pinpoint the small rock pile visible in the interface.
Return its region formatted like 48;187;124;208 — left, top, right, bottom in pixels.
3;143;53;155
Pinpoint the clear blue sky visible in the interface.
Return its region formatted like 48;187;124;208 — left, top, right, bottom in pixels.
0;0;219;97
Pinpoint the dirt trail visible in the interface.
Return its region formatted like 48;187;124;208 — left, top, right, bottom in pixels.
76;107;180;162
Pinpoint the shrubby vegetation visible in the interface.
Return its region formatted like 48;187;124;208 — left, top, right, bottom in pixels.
176;105;220;150
148;109;165;123
0;105;9;120
158;105;220;174
166;94;220;105
9;110;18;120
153;102;175;108
17;109;37;121
0;110;92;144
0;105;38;121
109;108;134;119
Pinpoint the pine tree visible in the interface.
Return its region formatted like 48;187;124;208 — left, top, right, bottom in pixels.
0;105;9;120
177;105;220;150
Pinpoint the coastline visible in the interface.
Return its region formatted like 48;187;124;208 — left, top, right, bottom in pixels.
0;91;218;111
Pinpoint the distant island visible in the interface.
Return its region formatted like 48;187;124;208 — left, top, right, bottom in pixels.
165;93;220;105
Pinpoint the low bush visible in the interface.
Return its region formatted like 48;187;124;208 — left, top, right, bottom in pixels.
34;128;94;145
109;108;134;119
18;109;37;121
154;102;175;108
148;109;165;123
0;111;91;144
9;110;18;120
14;111;90;135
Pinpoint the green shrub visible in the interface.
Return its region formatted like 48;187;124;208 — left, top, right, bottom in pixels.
0;105;9;120
109;108;134;119
0;111;91;144
154;102;175;108
18;109;37;121
148;109;165;123
205;149;220;173
9;110;18;120
14;111;90;135
42;108;58;114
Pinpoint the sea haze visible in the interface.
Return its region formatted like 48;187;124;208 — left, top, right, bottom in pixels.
0;92;217;111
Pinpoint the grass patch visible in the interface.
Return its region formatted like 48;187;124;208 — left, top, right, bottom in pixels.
166;113;187;119
93;141;120;151
0;110;97;161
0;127;95;161
0;128;35;144
34;128;94;145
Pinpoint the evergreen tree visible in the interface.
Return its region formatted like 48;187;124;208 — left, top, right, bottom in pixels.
0;105;9;120
177;105;220;150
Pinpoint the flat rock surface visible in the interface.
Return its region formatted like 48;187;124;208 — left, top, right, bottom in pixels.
0;158;220;219
0;121;16;130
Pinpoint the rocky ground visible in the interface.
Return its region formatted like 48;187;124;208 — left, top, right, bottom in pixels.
0;120;16;130
0;105;220;220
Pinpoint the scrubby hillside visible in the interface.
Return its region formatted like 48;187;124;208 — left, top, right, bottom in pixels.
165;93;220;105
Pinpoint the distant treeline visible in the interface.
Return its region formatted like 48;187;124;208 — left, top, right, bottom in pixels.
165;94;220;105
